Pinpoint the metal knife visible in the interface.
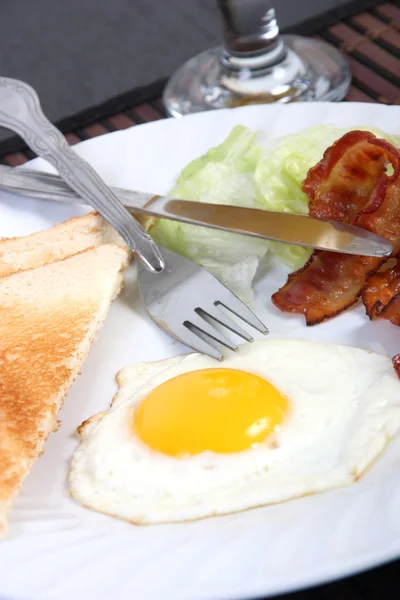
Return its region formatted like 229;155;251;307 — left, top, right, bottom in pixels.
0;164;393;257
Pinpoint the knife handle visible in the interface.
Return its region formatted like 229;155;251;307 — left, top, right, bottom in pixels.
0;77;164;273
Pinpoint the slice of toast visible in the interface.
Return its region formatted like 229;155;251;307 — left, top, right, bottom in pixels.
0;243;129;535
0;211;127;278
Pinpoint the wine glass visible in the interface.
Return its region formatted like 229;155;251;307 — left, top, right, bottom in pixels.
163;0;351;117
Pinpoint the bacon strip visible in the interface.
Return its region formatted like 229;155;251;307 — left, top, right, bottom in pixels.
273;252;382;324
362;260;400;319
272;132;400;325
379;294;400;326
363;259;400;326
305;130;391;222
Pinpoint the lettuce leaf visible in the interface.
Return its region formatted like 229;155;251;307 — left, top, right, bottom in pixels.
150;126;268;301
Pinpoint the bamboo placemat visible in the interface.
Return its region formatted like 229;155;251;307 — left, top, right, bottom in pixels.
1;0;399;165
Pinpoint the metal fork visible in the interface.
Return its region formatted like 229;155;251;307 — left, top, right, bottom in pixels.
138;245;267;359
0;77;267;359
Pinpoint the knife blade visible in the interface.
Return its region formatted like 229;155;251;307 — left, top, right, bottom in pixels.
0;164;393;257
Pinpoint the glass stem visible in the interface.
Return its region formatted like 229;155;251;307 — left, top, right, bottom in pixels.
217;0;287;73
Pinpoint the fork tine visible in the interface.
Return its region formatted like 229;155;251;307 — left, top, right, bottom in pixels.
216;295;268;334
137;245;267;359
195;306;253;342
184;315;239;352
174;326;223;360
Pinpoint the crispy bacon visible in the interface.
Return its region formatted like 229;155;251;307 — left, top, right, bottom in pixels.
305;130;390;222
362;260;400;319
380;295;400;326
272;252;382;324
363;259;400;326
272;132;400;325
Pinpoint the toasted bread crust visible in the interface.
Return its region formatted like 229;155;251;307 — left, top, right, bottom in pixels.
0;211;127;278
0;242;129;535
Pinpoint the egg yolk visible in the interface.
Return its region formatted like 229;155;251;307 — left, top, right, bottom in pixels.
133;368;288;456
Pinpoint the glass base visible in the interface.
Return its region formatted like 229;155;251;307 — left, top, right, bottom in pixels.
163;35;351;117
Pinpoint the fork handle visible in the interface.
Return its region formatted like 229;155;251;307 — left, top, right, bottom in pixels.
0;77;164;273
0;164;156;207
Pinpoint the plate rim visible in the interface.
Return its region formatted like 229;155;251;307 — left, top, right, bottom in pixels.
3;100;400;600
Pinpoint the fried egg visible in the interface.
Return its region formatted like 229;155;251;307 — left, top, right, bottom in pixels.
69;339;400;524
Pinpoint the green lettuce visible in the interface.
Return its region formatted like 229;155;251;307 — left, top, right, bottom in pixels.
151;126;268;301
151;123;399;301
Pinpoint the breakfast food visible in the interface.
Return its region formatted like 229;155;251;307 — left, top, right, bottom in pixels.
2;123;400;537
363;260;400;323
149;124;399;301
69;339;400;524
0;242;129;535
0;211;126;278
272;131;400;324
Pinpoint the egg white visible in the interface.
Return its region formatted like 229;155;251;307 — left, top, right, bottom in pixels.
69;339;400;524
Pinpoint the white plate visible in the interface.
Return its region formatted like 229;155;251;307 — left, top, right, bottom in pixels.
1;103;400;600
